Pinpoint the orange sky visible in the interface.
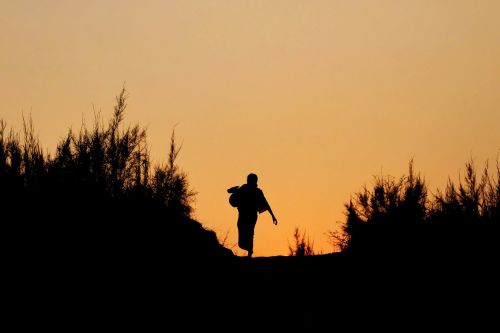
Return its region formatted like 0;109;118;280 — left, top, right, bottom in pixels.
1;1;499;256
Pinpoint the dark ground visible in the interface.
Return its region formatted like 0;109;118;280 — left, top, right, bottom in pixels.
5;252;498;331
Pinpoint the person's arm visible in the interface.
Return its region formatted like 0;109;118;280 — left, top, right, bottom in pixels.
260;190;278;225
227;186;239;193
268;206;278;225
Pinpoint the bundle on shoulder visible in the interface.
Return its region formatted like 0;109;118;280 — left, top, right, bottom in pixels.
227;186;240;207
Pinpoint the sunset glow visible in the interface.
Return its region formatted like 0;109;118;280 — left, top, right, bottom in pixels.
2;0;499;256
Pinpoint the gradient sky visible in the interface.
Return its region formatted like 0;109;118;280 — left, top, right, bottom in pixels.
1;0;499;256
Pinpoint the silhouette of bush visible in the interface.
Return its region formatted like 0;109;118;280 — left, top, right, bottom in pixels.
1;88;232;267
430;159;500;254
335;159;499;257
327;229;349;252
289;227;315;256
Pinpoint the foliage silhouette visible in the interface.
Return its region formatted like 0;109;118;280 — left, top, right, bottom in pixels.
2;101;497;330
1;88;232;269
288;227;315;256
335;159;499;257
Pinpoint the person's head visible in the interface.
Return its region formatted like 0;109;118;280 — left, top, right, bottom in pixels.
247;173;258;186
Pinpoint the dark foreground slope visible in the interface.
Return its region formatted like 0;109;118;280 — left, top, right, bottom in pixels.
6;251;498;331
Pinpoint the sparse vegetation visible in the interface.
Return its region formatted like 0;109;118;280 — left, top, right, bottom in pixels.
1;88;231;263
2;88;498;263
331;159;499;256
288;227;315;256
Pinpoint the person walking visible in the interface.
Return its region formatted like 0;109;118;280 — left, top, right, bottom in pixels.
227;173;278;257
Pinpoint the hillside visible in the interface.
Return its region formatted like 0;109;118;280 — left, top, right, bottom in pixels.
7;251;496;331
2;89;497;330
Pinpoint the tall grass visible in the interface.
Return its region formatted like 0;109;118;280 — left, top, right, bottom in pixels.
1;88;231;264
334;159;499;257
288;227;315;256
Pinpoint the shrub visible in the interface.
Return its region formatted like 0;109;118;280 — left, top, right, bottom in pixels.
289;227;315;256
1;88;231;264
333;159;499;256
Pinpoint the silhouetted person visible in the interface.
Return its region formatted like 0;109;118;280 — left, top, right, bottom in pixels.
228;173;278;257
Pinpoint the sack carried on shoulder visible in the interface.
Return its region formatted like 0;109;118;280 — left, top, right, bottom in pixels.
227;186;240;207
229;192;240;207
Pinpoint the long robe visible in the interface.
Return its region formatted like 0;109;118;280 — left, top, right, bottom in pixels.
235;184;270;252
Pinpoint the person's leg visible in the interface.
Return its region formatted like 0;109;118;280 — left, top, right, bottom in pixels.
238;212;257;257
237;225;248;251
237;213;250;252
247;222;257;257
